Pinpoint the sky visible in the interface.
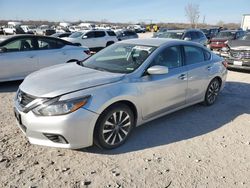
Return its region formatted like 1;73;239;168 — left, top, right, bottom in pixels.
0;0;249;24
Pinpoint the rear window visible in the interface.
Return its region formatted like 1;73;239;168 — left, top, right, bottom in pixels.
107;31;116;36
94;31;106;38
184;46;205;65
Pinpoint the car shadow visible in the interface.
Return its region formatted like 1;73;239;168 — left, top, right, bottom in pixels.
0;80;22;93
81;81;250;154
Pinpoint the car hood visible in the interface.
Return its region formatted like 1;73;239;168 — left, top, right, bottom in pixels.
228;40;250;50
20;63;125;98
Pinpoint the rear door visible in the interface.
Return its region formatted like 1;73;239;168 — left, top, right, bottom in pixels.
0;37;38;81
36;37;68;69
94;31;106;48
183;45;213;103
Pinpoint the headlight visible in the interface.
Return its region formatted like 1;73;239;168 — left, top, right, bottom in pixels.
32;96;90;116
221;47;229;52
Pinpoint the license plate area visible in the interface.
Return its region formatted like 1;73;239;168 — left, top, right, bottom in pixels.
14;108;27;133
233;61;243;66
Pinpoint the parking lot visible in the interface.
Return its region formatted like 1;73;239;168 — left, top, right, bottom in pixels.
0;32;249;187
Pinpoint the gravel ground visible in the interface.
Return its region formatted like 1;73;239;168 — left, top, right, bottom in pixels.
0;34;250;187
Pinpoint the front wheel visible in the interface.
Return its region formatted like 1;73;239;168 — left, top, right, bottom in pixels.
94;104;135;149
204;78;220;106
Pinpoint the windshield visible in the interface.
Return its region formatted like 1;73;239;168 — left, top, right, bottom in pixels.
69;32;84;38
216;31;234;38
159;32;183;39
81;43;156;74
238;34;250;41
201;29;209;34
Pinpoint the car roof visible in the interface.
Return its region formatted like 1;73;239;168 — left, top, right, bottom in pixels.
119;38;199;47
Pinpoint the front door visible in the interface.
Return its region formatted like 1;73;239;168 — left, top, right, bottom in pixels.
138;46;188;119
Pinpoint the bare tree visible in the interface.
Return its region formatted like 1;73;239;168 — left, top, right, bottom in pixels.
185;3;200;28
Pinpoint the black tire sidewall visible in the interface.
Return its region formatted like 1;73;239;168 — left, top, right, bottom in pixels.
204;78;220;106
94;104;135;149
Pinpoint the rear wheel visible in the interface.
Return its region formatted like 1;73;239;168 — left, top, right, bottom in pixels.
94;104;135;149
204;78;220;106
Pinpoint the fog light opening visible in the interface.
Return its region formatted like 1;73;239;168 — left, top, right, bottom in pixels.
43;133;68;144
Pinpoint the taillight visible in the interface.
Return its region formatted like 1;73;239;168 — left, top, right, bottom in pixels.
84;50;91;56
222;60;228;68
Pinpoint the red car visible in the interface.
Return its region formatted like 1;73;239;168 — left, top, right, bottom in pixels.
209;30;245;54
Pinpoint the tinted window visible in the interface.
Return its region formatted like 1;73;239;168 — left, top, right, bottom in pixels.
2;38;35;52
184;32;191;39
204;50;211;61
184;46;205;65
152;46;182;69
190;32;198;39
94;31;106;38
107;31;116;36
196;31;204;38
84;31;94;38
38;38;64;49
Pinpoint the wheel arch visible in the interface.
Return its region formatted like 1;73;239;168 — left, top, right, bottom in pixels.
93;100;138;148
66;59;78;63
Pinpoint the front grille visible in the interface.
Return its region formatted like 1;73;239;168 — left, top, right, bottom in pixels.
230;50;250;59
17;90;36;108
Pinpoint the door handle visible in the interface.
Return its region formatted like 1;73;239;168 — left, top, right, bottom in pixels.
178;74;186;80
207;66;212;71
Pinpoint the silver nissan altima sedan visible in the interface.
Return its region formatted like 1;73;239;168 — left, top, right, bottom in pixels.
14;39;227;149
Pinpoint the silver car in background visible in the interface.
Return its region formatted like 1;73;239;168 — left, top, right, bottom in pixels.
14;39;227;149
0;35;90;82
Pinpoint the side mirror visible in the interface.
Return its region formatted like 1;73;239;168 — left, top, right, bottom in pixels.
184;37;191;41
82;35;88;39
147;65;169;75
0;47;7;53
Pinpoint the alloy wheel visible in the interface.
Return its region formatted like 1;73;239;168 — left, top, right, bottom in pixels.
102;111;132;146
207;80;220;104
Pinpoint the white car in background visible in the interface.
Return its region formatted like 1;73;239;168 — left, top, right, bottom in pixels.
62;30;118;51
3;22;23;35
0;35;90;82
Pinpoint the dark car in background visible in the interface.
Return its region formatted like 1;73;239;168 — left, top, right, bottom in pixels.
154;29;208;46
201;28;220;40
34;25;56;36
225;33;250;70
209;30;245;54
153;27;168;38
115;29;138;41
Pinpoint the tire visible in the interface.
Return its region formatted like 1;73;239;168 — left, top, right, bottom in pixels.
106;41;114;47
203;78;220;106
94;103;135;149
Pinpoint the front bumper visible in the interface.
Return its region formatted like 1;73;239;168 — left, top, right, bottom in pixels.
226;58;250;71
14;105;99;149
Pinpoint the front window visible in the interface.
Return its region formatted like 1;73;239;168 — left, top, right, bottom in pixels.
81;43;156;73
69;32;84;38
238;34;250;41
159;32;184;39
